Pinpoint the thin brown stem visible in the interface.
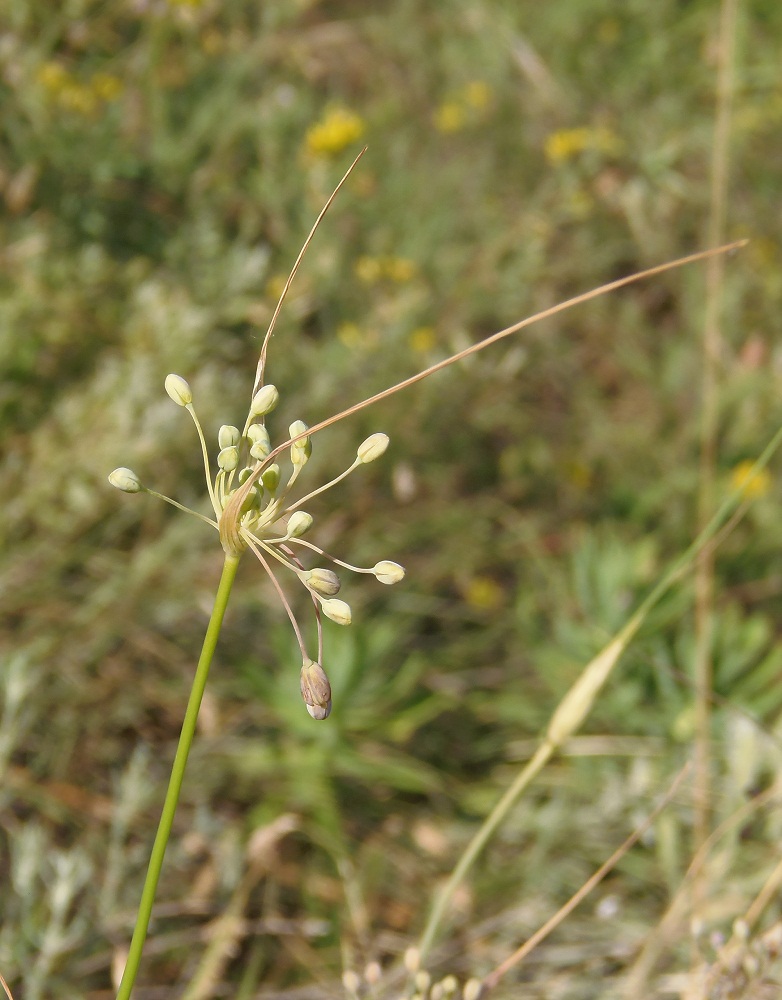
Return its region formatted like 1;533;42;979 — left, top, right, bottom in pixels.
253;148;367;395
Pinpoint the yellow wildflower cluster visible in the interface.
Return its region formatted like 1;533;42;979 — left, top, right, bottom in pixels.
433;79;493;134
337;322;379;350
729;460;772;499
37;62;122;115
544;125;623;165
462;575;503;611
408;326;436;353
354;255;416;284
305;107;365;157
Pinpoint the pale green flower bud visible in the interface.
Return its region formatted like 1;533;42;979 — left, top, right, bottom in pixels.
306;568;341;596
250;438;271;460
218;424;240;449
321;598;351;626
164;373;192;406
240;485;262;513
287;511;313;538
373;560;405;585
357;432;389;463
261;463;280;492
439;975;458;995
217;446;240;472
247;424;271;460
342;971;361;997
289;420;311;464
300;658;332;720
250;383;279;416
404;948;421;974
108;468;143;493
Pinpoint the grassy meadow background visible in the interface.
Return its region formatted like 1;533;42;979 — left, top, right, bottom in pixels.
2;0;782;997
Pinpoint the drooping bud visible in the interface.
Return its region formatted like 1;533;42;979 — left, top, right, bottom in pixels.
287;511;313;538
250;383;279;417
164;374;192;406
240;485;262;513
321;598;351;626
373;560;405;585
300;658;332;720
218;424;240;449
357;432;389;464
306;568;341;596
108;468;144;493
217;446;240;472
289;420;311;465
261;463;280;493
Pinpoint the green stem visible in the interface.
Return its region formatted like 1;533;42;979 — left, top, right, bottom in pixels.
115;553;241;1000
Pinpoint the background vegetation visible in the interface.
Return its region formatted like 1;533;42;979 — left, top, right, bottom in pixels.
1;0;782;997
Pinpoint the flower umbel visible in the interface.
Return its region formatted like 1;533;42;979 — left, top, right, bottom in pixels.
109;368;404;719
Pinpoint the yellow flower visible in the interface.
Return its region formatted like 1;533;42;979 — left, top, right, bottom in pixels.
58;83;99;116
91;72;123;101
409;326;435;353
433;101;466;134
544;125;623;164
354;256;382;284
337;322;377;350
384;256;416;282
37;61;69;92
305;107;365;157
463;80;492;110
730;460;772;499
462;576;503;611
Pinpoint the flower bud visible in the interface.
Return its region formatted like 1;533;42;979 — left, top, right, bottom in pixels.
463;979;484;1000
373;560;405;585
240;485;262;513
218;424;240;449
217;446;240;472
250;383;279;416
306;568;341;596
321;598;351;626
247;423;271;459
300;658;332;720
289;420;312;465
287;511;313;538
108;468;143;493
250;439;271;461
164;373;192;406
357;432;389;464
261;463;280;492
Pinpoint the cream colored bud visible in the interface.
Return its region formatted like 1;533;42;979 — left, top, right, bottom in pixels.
247;423;271;459
373;560;405;585
250;383;279;416
463;979;484;1000
364;962;382;985
357;432;389;463
289;420;312;464
261;464;280;492
415;971;431;993
403;947;420;974
217;446;240;472
439;976;458;995
108;468;143;493
306;568;341;596
321;598;351;626
250;439;271;461
287;511;313;538
300;659;332;720
240;486;262;513
218;424;240;449
342;970;360;996
164;373;192;406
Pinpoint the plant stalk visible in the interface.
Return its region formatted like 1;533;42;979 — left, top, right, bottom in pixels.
115;553;241;1000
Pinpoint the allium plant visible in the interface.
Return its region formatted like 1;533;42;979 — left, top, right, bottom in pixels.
107;153;743;999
